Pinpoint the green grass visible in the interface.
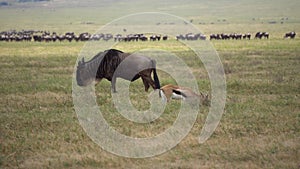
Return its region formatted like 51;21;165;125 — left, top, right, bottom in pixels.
0;1;300;168
0;36;299;168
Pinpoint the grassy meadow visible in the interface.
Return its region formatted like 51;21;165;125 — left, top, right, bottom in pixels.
0;0;300;168
0;36;299;169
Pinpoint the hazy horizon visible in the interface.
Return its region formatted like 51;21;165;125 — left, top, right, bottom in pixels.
0;0;299;32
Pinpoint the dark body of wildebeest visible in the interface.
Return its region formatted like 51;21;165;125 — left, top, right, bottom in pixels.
255;32;269;39
76;49;161;92
284;32;296;39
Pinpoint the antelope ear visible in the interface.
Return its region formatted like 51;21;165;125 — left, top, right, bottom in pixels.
82;57;85;63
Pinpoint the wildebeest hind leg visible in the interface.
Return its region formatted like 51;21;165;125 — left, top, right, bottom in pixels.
141;77;150;92
143;76;156;91
148;79;156;90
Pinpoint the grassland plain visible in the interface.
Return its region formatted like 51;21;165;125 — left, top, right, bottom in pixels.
0;35;299;168
1;0;300;33
0;0;300;168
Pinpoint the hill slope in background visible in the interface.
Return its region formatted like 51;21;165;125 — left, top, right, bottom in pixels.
3;0;300;17
0;0;299;33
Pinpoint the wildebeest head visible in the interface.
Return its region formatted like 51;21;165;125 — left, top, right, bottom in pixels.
76;58;95;86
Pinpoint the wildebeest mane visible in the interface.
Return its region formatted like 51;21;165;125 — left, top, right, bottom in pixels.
78;49;124;81
85;49;123;64
96;49;123;80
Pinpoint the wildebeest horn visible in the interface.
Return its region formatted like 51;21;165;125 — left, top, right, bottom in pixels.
78;57;85;65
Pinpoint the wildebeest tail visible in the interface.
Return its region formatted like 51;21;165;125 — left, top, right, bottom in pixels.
151;60;160;89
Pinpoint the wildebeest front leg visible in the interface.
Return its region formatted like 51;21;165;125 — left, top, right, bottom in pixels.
111;76;117;93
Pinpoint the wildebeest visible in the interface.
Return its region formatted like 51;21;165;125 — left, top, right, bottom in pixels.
243;33;251;40
199;34;206;40
76;49;161;92
255;32;269;39
210;34;221;40
232;33;242;40
77;32;91;41
150;35;161;41
185;33;197;40
162;35;168;41
176;34;185;40
221;33;230;40
284;32;296;39
64;32;75;42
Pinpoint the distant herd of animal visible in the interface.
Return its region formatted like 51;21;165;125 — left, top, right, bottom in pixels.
0;30;296;42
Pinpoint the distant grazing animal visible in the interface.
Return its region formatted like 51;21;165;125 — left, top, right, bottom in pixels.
199;34;206;40
150;35;161;41
284;32;296;39
162;35;168;41
159;84;209;105
76;49;160;92
255;32;269;39
210;34;221;40
221;33;230;40
243;33;251;40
